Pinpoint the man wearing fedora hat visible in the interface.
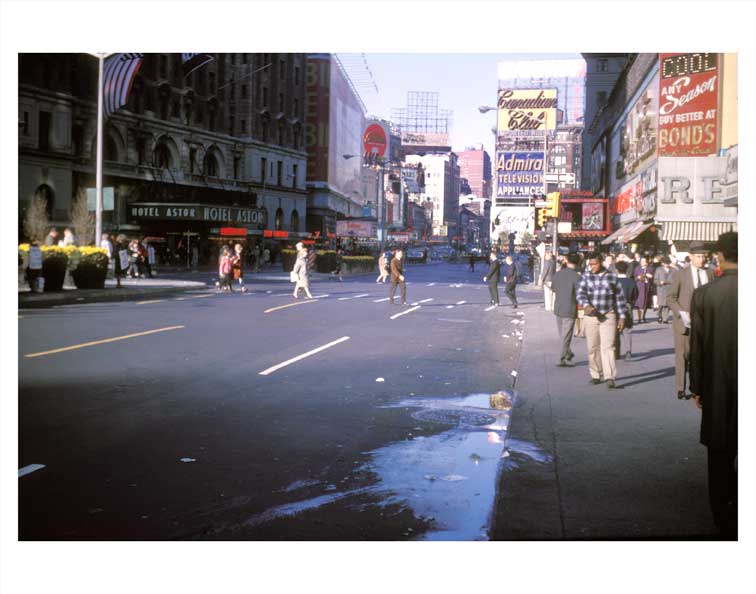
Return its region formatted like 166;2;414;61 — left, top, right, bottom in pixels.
666;240;715;400
689;231;737;537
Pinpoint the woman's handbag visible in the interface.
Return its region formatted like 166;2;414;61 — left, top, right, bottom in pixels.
290;271;298;283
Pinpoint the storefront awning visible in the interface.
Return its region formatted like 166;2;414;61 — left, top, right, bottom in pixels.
601;221;653;245
658;220;737;242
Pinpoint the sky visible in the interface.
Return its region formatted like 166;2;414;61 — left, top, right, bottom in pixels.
353;53;583;159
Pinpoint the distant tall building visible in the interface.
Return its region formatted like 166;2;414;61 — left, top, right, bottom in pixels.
457;145;492;199
404;153;460;238
581;53;631;192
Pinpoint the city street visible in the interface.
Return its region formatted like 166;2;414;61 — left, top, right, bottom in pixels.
18;262;719;541
18;263;527;540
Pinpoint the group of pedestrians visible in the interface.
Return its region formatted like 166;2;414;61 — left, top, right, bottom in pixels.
484;252;518;308
218;243;248;293
547;233;738;537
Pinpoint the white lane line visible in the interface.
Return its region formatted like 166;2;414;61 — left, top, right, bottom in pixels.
338;293;369;301
18;464;46;478
174;297;187;301
445;305;455;309
373;297;390;303
484;305;497;312
136;299;164;305
455;300;467;305
436;318;473;323
258;336;350;376
313;294;329;299
419;298;434;303
264;300;319;314
427;282;436;286
411;302;419;306
390;305;421;320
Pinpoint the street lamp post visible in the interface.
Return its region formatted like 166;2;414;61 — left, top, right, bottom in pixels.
93;53;111;247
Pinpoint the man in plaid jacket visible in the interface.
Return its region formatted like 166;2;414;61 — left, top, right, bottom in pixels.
577;252;630;389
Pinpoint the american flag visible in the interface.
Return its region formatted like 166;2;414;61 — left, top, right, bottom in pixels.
103;53;144;118
181;53;214;77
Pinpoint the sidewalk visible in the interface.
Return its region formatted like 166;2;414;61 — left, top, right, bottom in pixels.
491;287;719;539
18;275;208;309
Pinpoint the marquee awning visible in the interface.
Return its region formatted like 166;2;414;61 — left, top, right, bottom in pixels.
658;220;737;242
601;220;653;245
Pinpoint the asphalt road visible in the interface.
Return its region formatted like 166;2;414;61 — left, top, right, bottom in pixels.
18;262;535;540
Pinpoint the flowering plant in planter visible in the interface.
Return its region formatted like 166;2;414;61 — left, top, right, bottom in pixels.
18;244;70;292
68;247;109;289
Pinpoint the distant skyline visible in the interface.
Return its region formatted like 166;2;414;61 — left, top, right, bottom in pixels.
357;53;583;162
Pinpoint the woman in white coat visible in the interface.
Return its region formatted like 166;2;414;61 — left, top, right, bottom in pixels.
292;243;313;299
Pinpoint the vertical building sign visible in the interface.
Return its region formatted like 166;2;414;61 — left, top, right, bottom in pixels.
658;53;719;156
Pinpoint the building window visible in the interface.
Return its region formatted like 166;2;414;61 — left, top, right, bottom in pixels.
241;84;247;98
231;53;236;65
241;119;246;134
38;110;51;151
160;54;167;78
242;54;248;65
206;152;218;177
292;164;298;187
291;209;299;232
198;70;205;93
22;111;29;135
229;116;234;135
261;157;267;183
277;161;283;185
189;147;196;174
596;90;608;107
275;207;284;230
209;72;216;93
293;98;299;117
294;66;300;85
172;99;180;118
234;155;241;179
279;60;285;78
278;93;284;112
278;122;284;145
262;87;268;106
597;58;608;72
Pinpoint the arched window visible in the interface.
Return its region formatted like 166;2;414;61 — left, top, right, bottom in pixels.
275;208;284;230
204;149;221;177
104;135;119;161
290;209;299;232
154;141;172;169
35;184;55;220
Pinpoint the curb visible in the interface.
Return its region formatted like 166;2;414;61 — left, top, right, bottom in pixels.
18;285;210;309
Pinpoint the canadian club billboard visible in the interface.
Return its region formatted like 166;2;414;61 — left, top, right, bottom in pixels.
658;53;720;156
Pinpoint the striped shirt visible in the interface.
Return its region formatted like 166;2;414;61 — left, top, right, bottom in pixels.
576;268;629;317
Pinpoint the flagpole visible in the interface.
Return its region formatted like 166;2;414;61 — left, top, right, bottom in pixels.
95;53;105;246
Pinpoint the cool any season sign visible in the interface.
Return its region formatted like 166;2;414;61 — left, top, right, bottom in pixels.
658;53;719;156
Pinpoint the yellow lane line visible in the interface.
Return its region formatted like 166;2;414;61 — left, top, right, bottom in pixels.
24;325;185;358
136;299;164;305
264;299;318;314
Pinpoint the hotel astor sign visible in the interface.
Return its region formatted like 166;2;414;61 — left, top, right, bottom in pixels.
129;203;266;225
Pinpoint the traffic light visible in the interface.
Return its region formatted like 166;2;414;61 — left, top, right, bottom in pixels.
537;208;547;228
546;191;561;218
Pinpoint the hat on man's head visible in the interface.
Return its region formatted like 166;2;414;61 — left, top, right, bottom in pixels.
714;231;738;258
688;240;709;254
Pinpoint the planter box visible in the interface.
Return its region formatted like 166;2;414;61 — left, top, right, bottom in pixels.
42;258;68;292
72;263;108;289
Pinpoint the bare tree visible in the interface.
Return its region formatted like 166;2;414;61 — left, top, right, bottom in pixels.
22;194;50;243
70;189;94;246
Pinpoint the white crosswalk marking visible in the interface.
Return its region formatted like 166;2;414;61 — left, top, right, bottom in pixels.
373;297;390;303
390;306;421;320
338;293;369;301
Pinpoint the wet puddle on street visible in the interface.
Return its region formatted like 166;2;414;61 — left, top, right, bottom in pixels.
234;391;552;540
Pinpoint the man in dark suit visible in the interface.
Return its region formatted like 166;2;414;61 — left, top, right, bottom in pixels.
503;254;518;308
666;241;715;399
690;232;737;538
389;248;406;305
551;252;581;366
483;252;501;305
